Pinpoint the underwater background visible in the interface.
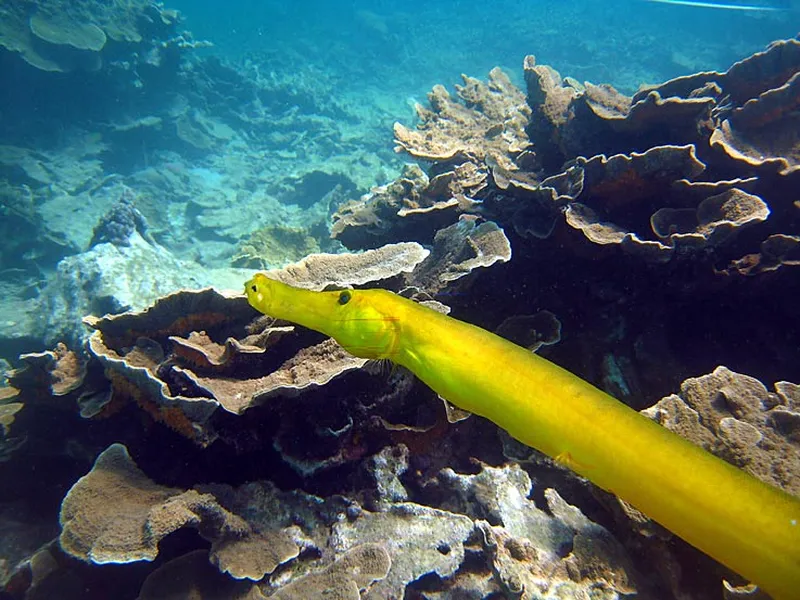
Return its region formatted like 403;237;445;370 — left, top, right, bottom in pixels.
1;0;799;598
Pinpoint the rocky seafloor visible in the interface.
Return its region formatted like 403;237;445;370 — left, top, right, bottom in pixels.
0;1;799;599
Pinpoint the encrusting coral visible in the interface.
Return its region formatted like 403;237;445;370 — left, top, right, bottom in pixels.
59;443;197;563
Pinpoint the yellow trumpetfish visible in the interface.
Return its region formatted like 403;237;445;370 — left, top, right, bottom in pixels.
245;273;800;599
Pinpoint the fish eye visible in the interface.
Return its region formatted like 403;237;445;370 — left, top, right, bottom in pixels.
250;285;257;292
338;290;352;305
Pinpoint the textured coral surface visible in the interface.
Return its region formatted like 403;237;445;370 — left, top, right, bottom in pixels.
0;7;798;598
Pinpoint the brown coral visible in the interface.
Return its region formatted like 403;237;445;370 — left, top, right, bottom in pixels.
409;216;512;294
6;343;85;397
710;71;800;177
642;366;800;496
59;443;189;563
177;338;369;415
393;67;530;170
60;442;303;584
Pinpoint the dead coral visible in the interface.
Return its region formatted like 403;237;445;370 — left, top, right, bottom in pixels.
271;544;391;600
231;224;321;270
439;463;639;598
330;503;475;599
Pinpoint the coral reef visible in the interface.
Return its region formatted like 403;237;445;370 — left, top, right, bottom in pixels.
0;1;407;366
344;39;799;276
393;68;530;168
81;244;431;446
0;0;180;73
39;441;649;599
2;28;799;600
332;37;800;407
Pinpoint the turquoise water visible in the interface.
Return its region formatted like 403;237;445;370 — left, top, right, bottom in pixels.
172;0;798;93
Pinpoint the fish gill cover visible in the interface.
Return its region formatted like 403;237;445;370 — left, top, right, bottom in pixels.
0;0;798;599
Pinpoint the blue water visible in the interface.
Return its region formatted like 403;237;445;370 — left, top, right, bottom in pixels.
171;0;798;94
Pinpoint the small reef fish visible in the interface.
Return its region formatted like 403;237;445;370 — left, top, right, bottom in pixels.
646;0;787;10
245;273;800;600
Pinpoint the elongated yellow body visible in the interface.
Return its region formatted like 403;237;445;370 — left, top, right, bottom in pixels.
245;274;800;599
